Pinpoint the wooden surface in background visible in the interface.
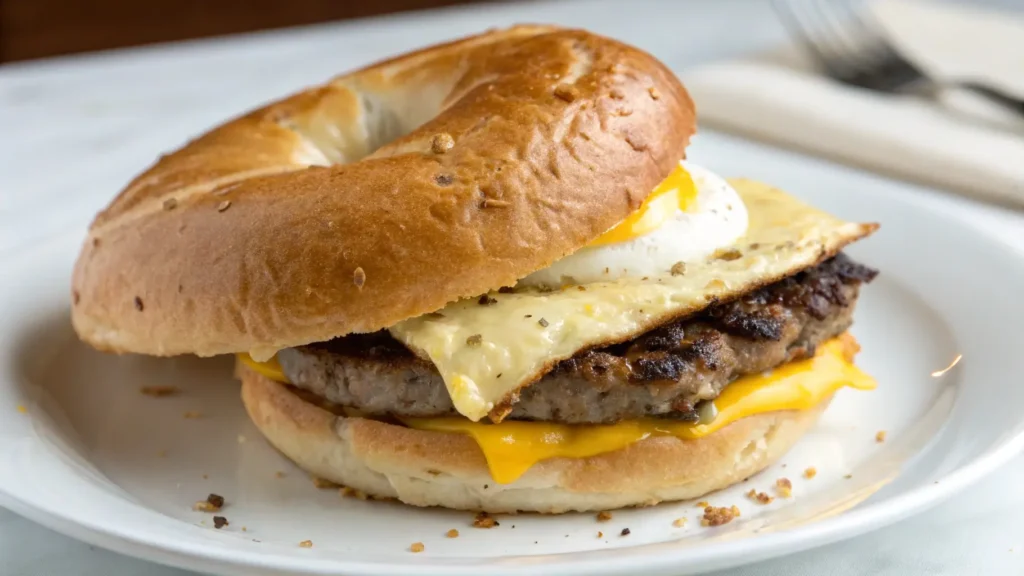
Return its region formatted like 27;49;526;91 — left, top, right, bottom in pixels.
0;0;487;62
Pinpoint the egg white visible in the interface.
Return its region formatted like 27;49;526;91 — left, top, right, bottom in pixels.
518;162;748;288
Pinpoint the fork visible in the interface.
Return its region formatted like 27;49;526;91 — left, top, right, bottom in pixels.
772;0;1024;116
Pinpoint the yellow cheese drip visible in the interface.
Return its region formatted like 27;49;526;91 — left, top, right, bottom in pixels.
404;338;875;484
588;164;698;246
238;353;288;383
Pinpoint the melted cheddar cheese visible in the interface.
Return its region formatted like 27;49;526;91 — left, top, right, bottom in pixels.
238;353;288;383
403;337;875;484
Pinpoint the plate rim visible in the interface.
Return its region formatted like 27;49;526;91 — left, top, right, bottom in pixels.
3;183;1024;576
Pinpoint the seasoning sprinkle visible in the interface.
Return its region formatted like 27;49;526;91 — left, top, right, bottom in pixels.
466;334;483;346
431;132;454;154
553;83;580;102
478;294;497;306
299;540;313;548
537;317;549;328
217;200;232;212
670;261;686;276
481;197;511;208
596;511;612;522
213;516;229;529
353;267;366;289
620;528;631;536
134;296;144;311
162;197;178;210
648;87;661;100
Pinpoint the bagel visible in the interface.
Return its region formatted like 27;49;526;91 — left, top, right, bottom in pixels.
71;25;695;358
238;360;832;513
72;26;879;514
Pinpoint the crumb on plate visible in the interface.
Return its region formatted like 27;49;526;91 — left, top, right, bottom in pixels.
410;542;425;553
473;512;499;528
340;486;369;500
702;505;740;527
193;493;224;512
312;476;340;489
745;489;774;504
140;385;179;397
775;477;793;498
804;467;817;479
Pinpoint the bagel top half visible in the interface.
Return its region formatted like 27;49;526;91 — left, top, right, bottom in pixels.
71;25;695;358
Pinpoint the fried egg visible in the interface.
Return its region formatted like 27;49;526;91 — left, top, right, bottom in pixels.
391;179;878;421
518;162;748;289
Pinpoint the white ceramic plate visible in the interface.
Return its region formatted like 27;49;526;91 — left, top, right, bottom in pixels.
2;133;1024;576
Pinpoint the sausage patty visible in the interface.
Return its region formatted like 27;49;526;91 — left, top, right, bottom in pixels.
277;254;877;423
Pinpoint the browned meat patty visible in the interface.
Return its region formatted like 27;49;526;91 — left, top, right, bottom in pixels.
276;254;877;424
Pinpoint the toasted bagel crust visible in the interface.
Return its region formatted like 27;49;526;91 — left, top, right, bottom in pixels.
238;362;829;513
71;25;696;357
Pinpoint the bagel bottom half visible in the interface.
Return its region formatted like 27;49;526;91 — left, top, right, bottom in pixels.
238;362;830;514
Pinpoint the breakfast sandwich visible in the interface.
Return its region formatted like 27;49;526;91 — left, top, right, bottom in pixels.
71;25;878;513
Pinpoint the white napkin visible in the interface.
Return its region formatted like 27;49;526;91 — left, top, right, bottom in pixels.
684;0;1024;208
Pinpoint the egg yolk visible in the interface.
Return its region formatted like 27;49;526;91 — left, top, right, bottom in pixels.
588;164;698;247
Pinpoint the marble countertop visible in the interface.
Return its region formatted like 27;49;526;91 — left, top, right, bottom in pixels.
3;0;1024;574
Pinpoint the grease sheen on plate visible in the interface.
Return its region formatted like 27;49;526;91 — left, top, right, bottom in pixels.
2;132;1024;576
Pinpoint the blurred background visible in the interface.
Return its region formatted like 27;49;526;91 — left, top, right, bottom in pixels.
0;0;498;62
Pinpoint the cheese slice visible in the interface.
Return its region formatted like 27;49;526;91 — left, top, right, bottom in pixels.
404;336;876;484
389;180;877;421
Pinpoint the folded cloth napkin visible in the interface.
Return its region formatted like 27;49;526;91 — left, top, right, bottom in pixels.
684;0;1024;208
